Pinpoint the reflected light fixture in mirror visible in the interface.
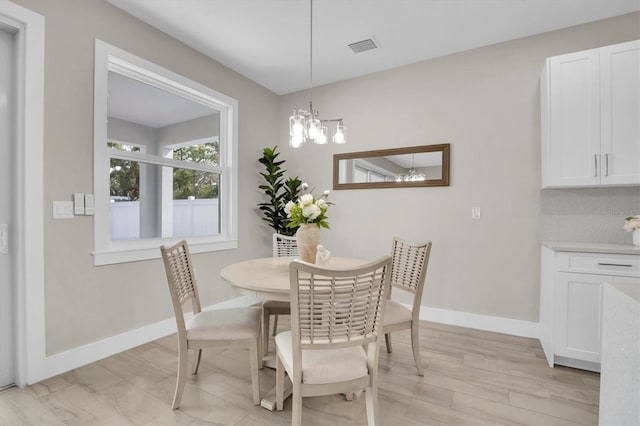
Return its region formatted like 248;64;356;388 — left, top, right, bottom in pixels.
396;154;426;182
289;0;346;148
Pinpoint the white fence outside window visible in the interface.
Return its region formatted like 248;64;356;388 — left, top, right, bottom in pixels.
110;198;219;240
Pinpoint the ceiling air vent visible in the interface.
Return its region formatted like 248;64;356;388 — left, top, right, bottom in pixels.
348;38;378;54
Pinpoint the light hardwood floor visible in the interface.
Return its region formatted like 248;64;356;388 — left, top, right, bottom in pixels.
0;320;599;425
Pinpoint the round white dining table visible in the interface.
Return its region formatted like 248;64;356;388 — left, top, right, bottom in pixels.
220;256;368;302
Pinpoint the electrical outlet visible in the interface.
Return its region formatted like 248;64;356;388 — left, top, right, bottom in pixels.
472;206;481;220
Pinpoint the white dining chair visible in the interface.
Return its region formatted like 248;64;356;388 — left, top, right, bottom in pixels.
275;256;392;426
262;233;298;355
160;240;261;408
383;237;432;376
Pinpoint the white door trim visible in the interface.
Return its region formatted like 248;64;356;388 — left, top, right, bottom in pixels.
0;0;44;387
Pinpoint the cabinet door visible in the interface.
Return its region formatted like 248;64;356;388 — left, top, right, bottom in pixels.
600;40;640;185
547;49;601;187
555;272;603;363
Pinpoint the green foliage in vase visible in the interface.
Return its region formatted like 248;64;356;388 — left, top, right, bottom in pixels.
258;146;301;236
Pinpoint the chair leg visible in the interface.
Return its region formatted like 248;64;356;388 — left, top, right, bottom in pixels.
172;343;188;409
272;314;279;336
192;349;202;375
262;307;270;359
410;322;424;376
365;382;378;426
385;332;392;353
250;338;261;405
276;352;285;411
292;383;302;426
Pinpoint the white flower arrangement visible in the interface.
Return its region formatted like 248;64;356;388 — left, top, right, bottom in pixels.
285;183;331;229
623;215;640;232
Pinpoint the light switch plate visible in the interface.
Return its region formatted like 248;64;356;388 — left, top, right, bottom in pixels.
53;201;74;219
74;193;85;215
84;194;95;215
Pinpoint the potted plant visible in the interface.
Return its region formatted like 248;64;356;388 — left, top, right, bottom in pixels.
257;146;301;236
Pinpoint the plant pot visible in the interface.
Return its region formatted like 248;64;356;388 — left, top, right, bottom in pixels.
296;223;320;263
634;229;640;247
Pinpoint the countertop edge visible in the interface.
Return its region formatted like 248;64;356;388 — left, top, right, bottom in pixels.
541;241;640;255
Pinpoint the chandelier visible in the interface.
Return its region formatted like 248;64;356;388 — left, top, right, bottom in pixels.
395;155;426;182
289;0;346;148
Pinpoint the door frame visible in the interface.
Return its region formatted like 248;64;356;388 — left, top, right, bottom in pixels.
0;1;44;387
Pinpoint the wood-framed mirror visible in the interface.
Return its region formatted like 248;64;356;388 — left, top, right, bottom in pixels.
333;143;450;189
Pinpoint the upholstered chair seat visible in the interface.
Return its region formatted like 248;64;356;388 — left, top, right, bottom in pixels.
186;308;261;341
383;300;413;326
275;331;368;385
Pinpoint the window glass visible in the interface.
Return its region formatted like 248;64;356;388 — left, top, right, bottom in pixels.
173;141;219;166
108;161;221;241
108;142;140;153
110;158;139;202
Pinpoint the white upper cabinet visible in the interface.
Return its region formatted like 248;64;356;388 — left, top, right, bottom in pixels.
600;42;640;185
541;40;640;188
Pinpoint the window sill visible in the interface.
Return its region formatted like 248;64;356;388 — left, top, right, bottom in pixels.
93;239;238;266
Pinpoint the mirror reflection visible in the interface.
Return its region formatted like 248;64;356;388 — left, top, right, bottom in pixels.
107;71;221;240
333;144;450;189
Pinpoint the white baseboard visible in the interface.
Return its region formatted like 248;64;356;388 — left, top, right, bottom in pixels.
410;304;540;339
34;297;540;384
32;295;260;384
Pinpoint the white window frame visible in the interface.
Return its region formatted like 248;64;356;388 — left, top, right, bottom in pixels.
93;39;238;266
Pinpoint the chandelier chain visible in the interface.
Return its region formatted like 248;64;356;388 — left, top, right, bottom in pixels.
309;0;314;113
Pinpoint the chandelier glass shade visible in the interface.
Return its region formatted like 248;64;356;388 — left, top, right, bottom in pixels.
289;0;346;148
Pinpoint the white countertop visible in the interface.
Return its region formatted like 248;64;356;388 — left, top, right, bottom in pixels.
541;241;640;255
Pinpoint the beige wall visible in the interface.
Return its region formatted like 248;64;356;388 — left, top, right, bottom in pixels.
13;0;279;355
10;0;640;357
278;13;640;322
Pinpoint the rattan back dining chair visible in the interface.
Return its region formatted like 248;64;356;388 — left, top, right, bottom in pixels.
272;233;299;257
383;237;432;376
160;240;261;409
275;256;392;426
262;233;298;355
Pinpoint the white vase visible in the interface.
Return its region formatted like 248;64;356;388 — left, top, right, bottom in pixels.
296;224;320;263
634;229;640;247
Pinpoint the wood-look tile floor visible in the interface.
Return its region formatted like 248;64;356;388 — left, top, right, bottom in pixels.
0;320;600;425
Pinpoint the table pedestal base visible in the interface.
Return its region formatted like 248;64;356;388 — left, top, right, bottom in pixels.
260;380;292;411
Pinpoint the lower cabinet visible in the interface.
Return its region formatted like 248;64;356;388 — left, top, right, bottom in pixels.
554;272;603;364
540;247;640;371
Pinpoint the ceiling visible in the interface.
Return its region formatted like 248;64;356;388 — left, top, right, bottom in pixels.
107;0;639;95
